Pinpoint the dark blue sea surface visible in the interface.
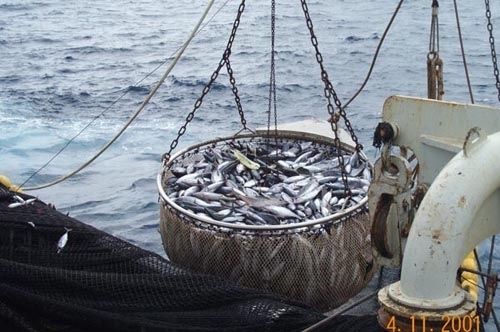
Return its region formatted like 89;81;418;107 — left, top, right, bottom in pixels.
1;0;500;326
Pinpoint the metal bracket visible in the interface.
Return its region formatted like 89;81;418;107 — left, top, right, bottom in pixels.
483;272;498;322
368;150;414;267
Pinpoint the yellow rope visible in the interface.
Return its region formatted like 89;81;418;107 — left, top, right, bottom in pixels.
23;0;216;191
460;251;479;302
0;175;23;193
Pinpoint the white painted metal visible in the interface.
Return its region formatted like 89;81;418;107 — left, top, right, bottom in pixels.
256;119;355;147
390;129;500;308
383;95;500;185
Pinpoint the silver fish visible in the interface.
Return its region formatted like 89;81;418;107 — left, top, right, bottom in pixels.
204;181;225;193
262;205;299;219
164;139;370;225
57;227;71;254
8;195;36;209
283;175;307;184
296;178;320;197
180;185;201;197
204;208;234;221
176;173;201;187
294;150;314;163
211;169;224;183
192;191;234;202
294;183;324;204
231;189;286;208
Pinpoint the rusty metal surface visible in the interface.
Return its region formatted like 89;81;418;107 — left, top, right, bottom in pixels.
378;283;478;332
368;153;414;267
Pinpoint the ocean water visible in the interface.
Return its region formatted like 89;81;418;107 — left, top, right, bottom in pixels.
1;0;500;326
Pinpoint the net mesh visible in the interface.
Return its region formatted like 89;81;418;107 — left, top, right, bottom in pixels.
0;185;332;332
160;206;374;311
159;133;376;311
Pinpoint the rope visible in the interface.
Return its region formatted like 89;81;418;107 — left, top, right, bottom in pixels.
453;0;475;104
22;0;216;191
301;290;378;332
342;0;405;110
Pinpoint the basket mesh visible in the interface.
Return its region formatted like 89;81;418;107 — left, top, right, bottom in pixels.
159;133;376;311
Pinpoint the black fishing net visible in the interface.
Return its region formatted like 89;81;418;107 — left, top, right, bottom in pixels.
0;184;342;332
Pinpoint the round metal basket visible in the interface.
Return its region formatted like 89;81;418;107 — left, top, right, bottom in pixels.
157;132;376;311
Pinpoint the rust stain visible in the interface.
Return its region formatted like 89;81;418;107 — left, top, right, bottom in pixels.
458;195;467;208
431;229;445;244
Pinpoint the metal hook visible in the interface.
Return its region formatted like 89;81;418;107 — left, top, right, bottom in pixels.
463;127;485;157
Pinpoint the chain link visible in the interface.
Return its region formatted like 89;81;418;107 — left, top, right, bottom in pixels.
267;0;278;137
300;0;363;196
427;1;444;100
226;56;247;129
164;1;247;162
427;57;444;100
429;0;440;55
301;2;361;151
485;0;500;103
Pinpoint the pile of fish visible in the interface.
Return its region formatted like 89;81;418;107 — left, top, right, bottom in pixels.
163;138;371;226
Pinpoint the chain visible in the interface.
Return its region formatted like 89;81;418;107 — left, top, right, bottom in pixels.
267;0;278;147
427;0;444;100
267;0;277;131
429;0;440;56
301;2;361;152
226;56;247;129
163;1;246;162
485;0;500;103
300;0;360;196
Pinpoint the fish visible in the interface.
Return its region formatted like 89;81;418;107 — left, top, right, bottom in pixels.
237;207;268;224
192;191;234;202
232;189;287;208
175;196;215;208
211;169;224;183
283;175;307;184
8;195;37;209
293;184;324;204
163;139;370;225
243;179;258;188
57;227;71;254
181;185;201;197
217;160;235;174
294;149;315;163
176;173;201;188
262;205;300;219
204;207;234;221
